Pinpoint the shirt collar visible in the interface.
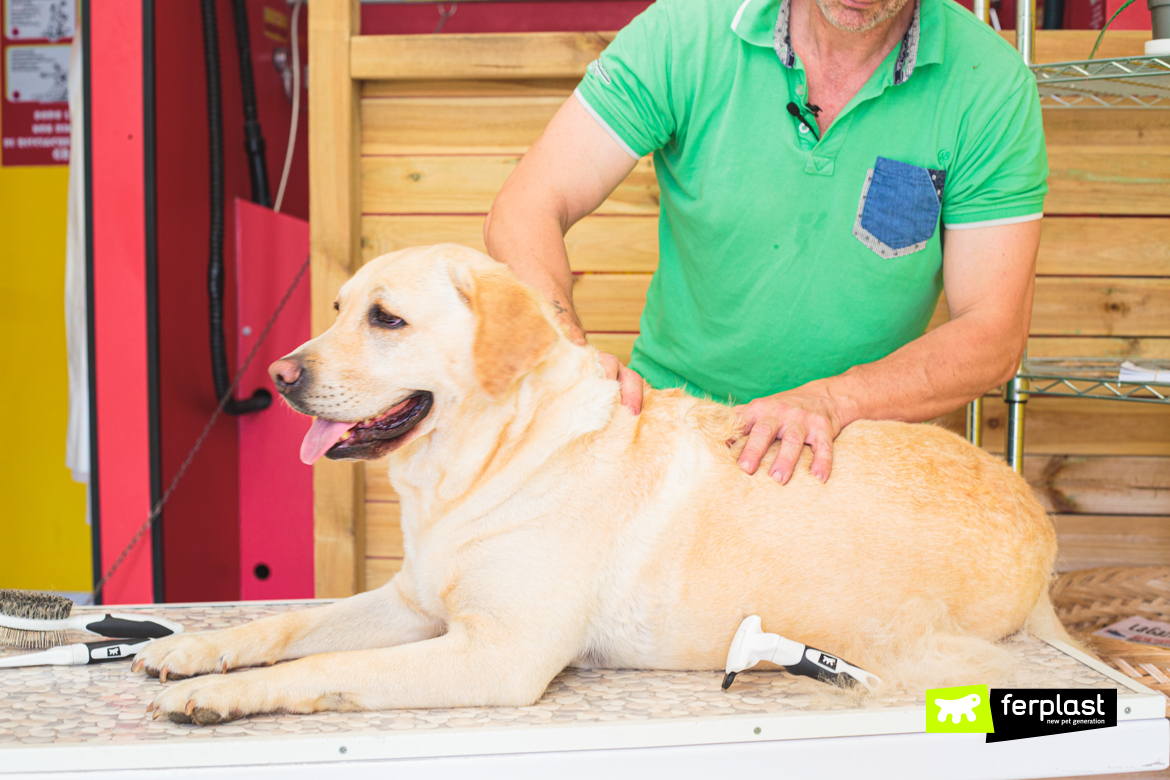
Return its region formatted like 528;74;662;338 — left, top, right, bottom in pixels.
731;0;945;84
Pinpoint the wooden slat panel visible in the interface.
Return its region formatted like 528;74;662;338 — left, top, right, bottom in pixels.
361;156;658;215
1054;515;1170;571
1026;456;1170;515
362;215;1170;278
310;0;364;599
529;275;1170;338
365;459;396;502
1038;218;1170;277
362;214;658;271
351;32;615;80
366;502;404;558
1043;110;1170;148
1000;30;1150;63
358;98;1166;157
362;152;1170;219
1045;146;1170;216
586;333;637;364
362;97;560;155
350;31;1141;82
363;78;577;98
365;557;403;591
1030;278;1170;337
573;273;652;332
980;396;1170;457
1026;337;1170;359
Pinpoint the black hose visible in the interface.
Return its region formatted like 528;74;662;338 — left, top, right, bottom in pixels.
1043;0;1065;29
201;0;271;415
231;0;271;207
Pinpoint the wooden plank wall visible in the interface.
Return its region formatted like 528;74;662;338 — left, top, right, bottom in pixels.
351;30;1170;589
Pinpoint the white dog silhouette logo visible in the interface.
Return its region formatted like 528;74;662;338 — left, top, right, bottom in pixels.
935;693;981;724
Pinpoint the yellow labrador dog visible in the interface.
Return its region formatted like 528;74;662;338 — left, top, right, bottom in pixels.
137;244;1069;724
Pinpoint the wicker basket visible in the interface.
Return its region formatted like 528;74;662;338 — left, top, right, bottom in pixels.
1052;566;1170;701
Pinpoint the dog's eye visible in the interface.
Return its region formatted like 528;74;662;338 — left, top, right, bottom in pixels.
333;300;339;312
369;305;406;330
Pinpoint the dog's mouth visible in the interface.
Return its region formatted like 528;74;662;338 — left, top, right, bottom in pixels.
299;392;433;465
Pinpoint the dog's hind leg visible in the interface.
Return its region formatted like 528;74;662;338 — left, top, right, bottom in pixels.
134;573;442;682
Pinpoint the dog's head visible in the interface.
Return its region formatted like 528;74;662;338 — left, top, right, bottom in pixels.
270;244;559;464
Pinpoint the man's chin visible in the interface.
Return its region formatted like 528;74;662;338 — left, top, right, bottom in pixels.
814;0;910;32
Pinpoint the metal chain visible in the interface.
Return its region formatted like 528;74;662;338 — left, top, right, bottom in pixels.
434;3;457;34
92;254;312;599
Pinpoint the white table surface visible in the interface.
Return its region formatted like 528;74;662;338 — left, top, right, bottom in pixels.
1;600;1166;779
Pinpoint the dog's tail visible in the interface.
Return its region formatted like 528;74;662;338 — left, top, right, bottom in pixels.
1025;584;1083;651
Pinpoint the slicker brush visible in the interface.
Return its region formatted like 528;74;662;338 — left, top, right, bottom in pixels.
0;590;183;651
0;589;74;649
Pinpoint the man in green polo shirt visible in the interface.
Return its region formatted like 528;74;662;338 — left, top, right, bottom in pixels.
484;0;1047;484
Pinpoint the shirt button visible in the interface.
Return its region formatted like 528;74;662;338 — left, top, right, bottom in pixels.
799;124;809;134
796;85;805;95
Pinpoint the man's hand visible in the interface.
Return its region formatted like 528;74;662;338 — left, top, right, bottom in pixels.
597;352;644;414
736;382;850;485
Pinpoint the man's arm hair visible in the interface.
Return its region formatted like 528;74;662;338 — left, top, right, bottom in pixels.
484;95;639;344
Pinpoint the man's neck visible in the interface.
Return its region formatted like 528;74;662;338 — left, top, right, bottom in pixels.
792;0;915;71
789;0;917;130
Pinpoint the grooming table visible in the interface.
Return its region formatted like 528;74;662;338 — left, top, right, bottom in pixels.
1;601;1166;779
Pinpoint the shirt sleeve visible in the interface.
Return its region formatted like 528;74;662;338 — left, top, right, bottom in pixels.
574;1;677;159
942;78;1049;229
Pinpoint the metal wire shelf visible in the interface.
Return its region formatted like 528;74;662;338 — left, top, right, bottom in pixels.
1018;358;1170;404
1032;55;1170;108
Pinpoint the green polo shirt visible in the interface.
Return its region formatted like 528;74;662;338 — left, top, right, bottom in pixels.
574;0;1048;404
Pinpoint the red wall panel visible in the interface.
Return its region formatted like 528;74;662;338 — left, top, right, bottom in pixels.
361;1;652;34
91;0;152;604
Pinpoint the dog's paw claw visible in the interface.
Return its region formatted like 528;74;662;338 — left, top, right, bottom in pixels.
159;666;170;684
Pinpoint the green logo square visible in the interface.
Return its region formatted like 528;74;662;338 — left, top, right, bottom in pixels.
926;684;994;733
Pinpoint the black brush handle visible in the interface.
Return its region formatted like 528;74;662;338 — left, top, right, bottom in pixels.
84;614;179;639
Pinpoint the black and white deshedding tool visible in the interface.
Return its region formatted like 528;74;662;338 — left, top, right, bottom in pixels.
0;589;183;650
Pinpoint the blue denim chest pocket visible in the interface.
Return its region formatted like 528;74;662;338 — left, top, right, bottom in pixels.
853;157;945;259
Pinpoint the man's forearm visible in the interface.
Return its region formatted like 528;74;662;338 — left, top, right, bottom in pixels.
484;205;586;343
484;95;640;347
821;311;1026;428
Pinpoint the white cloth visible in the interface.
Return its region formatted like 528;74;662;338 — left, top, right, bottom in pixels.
64;33;90;513
1119;361;1170;385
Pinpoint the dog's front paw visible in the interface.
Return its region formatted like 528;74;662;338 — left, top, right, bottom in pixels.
148;673;265;725
132;631;240;682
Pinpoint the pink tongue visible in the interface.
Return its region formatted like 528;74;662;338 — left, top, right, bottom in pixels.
300;419;357;465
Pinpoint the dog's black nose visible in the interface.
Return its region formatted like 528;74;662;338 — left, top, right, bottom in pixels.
269;358;304;393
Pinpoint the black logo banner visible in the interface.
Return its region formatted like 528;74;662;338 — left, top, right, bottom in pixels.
986;689;1117;743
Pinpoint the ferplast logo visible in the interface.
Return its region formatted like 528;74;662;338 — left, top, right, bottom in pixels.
926;686;1118;742
926;684;995;734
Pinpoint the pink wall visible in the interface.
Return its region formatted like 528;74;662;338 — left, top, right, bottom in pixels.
1105;0;1151;29
91;0;153;604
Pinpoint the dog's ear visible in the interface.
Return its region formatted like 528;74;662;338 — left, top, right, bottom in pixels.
453;264;558;397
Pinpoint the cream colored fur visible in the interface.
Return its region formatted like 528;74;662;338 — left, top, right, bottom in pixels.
136;244;1071;725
